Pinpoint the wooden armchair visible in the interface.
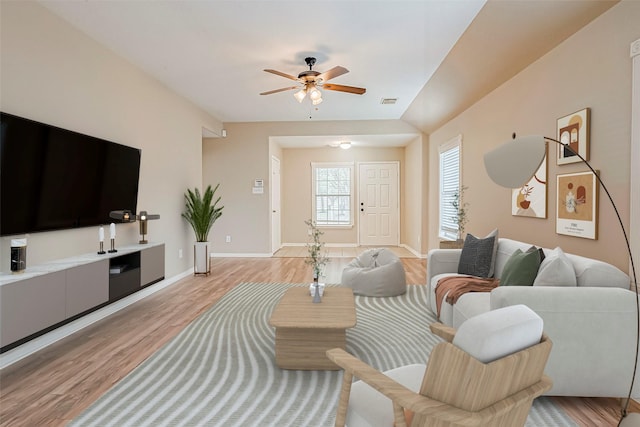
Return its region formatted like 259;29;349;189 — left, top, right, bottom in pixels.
326;305;553;427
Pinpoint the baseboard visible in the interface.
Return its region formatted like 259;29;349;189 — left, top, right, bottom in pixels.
279;243;359;248
0;268;192;370
211;252;272;258
400;243;425;258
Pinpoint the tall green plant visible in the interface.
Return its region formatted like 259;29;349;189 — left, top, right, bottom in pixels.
182;184;224;242
451;185;469;240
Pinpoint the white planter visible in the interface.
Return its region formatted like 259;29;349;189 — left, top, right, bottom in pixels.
194;241;210;275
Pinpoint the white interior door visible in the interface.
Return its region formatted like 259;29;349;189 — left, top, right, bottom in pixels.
271;156;281;254
358;162;399;246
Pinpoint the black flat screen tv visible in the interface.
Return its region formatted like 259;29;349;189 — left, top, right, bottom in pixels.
0;112;141;237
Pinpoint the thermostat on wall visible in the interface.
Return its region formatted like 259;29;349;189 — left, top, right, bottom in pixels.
253;179;264;194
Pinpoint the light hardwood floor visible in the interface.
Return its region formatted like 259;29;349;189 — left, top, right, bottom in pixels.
0;256;634;426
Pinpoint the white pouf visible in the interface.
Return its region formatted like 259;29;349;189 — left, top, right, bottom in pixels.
341;248;407;297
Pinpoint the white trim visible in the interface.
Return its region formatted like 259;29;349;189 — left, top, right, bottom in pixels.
399;243;426;259
0;268;192;370
630;38;640;287
211;252;272;258
438;135;463;240
311;161;355;227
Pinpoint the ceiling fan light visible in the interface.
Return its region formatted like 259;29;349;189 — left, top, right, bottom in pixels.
312;97;323;106
340;141;351;150
294;89;306;103
309;87;322;101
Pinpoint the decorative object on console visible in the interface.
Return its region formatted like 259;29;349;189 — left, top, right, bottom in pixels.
182;184;224;276
557;108;590;165
108;209;161;244
97;226;106;255
304;219;329;303
109;210;136;222
10;239;27;273
556;170;599;239
137;211;160;244
484;134;638;423
108;223;117;253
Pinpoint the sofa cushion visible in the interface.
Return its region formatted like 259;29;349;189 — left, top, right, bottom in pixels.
452;292;491;329
568;254;630;288
457;231;497;278
500;246;543;286
453;304;543;363
346;363;426;427
534;247;577;287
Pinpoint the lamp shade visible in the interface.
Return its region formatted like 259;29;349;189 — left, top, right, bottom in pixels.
483;135;546;188
294;89;306;103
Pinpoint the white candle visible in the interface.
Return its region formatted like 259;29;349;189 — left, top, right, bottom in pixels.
99;226;104;242
110;223;116;239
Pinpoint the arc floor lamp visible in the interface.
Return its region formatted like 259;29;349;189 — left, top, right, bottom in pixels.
484;134;639;426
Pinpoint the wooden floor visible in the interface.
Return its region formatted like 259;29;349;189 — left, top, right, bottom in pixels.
0;256;634;426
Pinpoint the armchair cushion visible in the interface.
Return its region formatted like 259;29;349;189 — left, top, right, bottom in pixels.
346;364;425;427
452;304;543;363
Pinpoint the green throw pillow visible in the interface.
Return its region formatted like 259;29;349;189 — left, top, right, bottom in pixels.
500;246;543;286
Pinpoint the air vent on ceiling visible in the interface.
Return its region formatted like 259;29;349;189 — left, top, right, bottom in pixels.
380;98;398;105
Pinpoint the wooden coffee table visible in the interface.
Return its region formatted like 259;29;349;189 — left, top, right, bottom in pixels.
269;286;356;370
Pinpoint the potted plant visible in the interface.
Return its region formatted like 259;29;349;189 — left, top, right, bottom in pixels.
182;183;224;275
451;185;469;243
304;219;329;302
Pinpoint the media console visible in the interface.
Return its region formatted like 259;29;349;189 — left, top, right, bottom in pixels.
0;242;164;353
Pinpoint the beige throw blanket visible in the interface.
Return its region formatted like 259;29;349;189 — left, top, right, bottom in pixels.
435;276;499;318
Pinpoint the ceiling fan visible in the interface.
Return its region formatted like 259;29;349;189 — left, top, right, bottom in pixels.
260;57;366;105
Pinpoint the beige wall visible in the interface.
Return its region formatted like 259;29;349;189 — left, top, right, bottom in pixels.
403;136;429;253
202;120;425;255
0;2;223;277
428;1;639;272
281;146;404;245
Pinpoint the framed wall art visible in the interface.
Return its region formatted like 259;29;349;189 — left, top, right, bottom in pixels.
556;170;599;239
557;108;590;165
512;146;547;218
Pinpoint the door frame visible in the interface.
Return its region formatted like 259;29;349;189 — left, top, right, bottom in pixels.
271;155;281;254
357;161;401;246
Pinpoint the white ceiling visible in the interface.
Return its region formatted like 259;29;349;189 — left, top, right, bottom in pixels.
38;0;616;148
39;0;485;124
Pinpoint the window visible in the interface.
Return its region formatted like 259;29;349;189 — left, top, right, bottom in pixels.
312;162;354;226
439;136;462;240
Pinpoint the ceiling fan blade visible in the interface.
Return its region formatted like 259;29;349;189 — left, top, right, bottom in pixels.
316;66;349;82
264;69;298;81
322;83;366;95
260;86;299;95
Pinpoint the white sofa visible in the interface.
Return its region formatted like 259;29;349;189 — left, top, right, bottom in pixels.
426;237;639;398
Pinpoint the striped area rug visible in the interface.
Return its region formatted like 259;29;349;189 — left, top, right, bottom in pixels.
71;283;576;426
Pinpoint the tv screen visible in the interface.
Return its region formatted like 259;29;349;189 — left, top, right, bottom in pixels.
0;112;141;236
